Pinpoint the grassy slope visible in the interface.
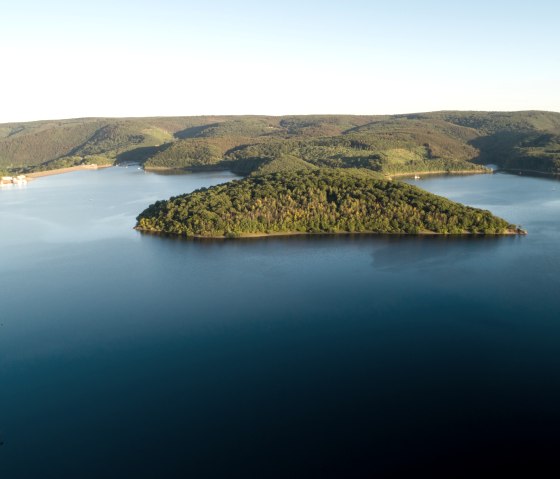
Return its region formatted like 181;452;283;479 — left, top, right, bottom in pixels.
0;116;236;171
1;111;559;176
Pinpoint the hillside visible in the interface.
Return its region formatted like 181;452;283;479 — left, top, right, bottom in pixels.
135;169;519;238
1;111;559;177
0;117;232;171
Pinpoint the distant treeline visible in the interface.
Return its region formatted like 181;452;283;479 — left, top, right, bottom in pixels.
136;169;516;237
1;111;559;177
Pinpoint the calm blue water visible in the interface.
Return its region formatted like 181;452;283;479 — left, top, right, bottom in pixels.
1;168;559;477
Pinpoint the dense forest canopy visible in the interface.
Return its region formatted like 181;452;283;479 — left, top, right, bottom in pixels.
1;111;559;177
135;169;518;238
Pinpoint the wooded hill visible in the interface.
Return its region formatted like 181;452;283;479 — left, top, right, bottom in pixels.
135;169;518;238
1;111;559;177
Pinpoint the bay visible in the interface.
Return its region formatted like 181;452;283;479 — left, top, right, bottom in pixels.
1;168;559;477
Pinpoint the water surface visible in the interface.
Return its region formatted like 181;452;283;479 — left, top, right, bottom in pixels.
1;168;559;477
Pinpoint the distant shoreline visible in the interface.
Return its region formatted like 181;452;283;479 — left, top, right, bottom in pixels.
19;165;559;182
499;168;560;179
26;164;113;179
144;166;234;174
389;169;491;179
144;165;492;179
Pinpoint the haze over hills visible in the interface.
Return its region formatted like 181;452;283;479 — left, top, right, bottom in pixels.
1;111;559;177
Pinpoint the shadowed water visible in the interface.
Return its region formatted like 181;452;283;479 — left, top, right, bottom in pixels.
1;168;559;477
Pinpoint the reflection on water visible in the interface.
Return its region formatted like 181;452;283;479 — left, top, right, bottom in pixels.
1;168;560;477
368;234;510;271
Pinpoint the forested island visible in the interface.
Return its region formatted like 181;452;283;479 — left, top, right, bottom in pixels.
1;112;549;238
135;169;520;238
1;111;559;178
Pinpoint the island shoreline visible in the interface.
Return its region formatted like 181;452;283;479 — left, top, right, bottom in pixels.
134;227;526;239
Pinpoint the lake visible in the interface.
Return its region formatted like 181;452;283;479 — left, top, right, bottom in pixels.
1;167;559;477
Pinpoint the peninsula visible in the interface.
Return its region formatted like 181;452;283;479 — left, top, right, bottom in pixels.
135;169;520;238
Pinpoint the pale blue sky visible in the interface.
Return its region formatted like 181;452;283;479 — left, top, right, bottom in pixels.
1;0;558;122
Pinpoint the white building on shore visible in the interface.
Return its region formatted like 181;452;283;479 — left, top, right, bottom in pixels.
1;175;27;186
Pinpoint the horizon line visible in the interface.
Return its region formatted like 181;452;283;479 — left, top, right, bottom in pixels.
2;108;560;125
